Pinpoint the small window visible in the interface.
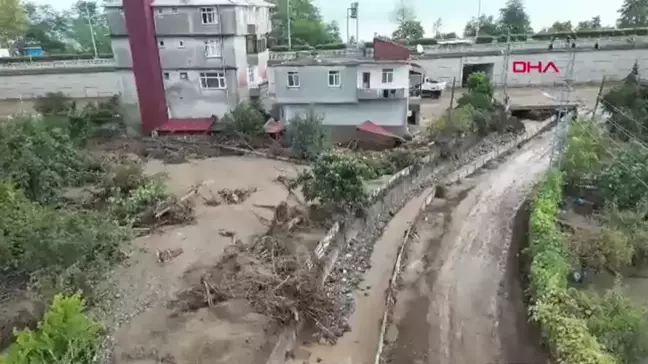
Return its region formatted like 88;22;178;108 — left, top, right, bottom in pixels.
172;7;178;13
163;72;170;80
178;40;185;48
199;72;227;89
201;7;217;24
246;35;258;53
180;72;188;80
382;68;393;83
158;40;165;48
157;8;163;13
248;67;255;83
204;39;222;57
328;70;341;87
287;71;300;87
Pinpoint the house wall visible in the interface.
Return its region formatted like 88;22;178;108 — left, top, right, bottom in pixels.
356;64;409;89
107;3;271;36
283;100;407;127
273;65;359;103
163;69;238;118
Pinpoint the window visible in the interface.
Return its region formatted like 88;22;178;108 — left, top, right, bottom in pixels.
248;67;255;83
382;68;393;83
163;72;170;80
246;35;258;53
328;70;341;87
204;39;222;57
157;7;163;13
158;40;165;48
180;72;188;80
178;40;185;48
119;8;124;14
362;72;370;88
287;72;300;87
200;72;227;89
172;7;178;13
201;7;217;24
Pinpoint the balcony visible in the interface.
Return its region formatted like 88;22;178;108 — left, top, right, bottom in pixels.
356;87;406;100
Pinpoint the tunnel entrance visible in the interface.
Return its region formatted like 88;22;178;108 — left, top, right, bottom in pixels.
462;63;494;87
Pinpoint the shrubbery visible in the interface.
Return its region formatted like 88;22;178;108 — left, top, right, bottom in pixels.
286;109;329;160
221;102;267;137
527;171;616;364
1;294;102;364
298;152;374;210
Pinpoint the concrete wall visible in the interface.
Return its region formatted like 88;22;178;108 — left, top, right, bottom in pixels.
282;100;407;140
418;48;648;86
0;70;120;100
163;69;238;118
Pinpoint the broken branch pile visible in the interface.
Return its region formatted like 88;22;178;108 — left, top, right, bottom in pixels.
173;232;340;343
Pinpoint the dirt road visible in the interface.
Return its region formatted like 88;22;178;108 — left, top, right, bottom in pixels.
385;133;552;364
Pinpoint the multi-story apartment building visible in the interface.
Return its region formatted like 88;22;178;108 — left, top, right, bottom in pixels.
105;0;273;133
269;39;422;142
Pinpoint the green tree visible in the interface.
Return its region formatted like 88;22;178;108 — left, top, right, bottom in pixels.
23;2;70;53
0;0;28;46
269;0;335;46
464;15;499;36
67;0;112;53
542;20;573;33
391;0;423;41
617;0;648;28
324;20;342;43
497;0;533;34
576;16;603;30
392;19;424;41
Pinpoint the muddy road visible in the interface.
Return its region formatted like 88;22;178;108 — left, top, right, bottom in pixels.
384;133;552;364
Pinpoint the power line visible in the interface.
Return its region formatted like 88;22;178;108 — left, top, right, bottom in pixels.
597;96;648;137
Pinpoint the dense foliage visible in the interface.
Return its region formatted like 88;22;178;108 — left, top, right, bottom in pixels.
299;152;374;210
286;109;329;161
221;102;267;137
1;294;102;364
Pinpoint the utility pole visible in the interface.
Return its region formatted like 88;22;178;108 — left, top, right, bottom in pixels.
475;0;482;38
85;1;98;58
287;0;292;50
501;29;511;110
550;50;577;168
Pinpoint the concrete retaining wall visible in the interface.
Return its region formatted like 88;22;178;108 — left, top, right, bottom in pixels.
265;117;557;364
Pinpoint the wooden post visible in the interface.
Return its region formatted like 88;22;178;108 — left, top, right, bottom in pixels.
591;76;606;121
447;77;457;126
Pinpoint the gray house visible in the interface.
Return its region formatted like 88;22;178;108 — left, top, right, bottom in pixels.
269;57;418;142
105;0;273;121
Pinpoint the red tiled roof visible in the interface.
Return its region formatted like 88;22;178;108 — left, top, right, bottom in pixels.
356;120;403;141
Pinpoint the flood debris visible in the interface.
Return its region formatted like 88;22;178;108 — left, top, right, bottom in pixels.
200;187;257;206
156;248;184;264
172;234;340;343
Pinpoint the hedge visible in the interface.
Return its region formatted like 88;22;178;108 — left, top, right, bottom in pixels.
475;36;495;44
315;43;347;50
0;53;113;64
527;171;616;364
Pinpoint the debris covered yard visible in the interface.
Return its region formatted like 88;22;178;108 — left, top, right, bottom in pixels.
104;156;329;364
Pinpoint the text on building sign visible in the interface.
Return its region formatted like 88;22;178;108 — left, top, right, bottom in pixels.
512;61;560;74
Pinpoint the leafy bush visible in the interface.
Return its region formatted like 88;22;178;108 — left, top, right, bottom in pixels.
270;45;289;52
527;171;616;364
107;178;169;227
33;92;75;116
222;102;267;137
299;152;374;210
409;38;437;45
596;141;648;210
286;109;329;160
428;105;476;136
574;286;648;363
0;117;92;204
315;43;347;50
561;119;609;186
475;36;494;44
2;294;102;364
0;182;127;296
466;72;494;98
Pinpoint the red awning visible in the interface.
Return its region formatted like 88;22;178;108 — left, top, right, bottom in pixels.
264;119;285;134
356;120;404;141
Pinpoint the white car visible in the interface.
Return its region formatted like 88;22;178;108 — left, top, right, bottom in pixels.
416;77;448;99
